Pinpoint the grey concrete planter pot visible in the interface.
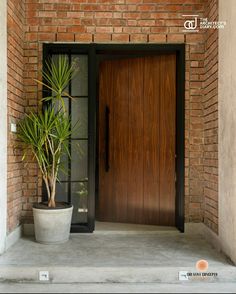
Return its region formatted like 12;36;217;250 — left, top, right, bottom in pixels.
33;204;73;244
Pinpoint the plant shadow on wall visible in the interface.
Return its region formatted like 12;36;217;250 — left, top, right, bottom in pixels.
17;56;85;244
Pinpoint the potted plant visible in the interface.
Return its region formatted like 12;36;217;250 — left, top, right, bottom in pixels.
17;56;77;244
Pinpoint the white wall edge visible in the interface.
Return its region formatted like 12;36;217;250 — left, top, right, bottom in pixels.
0;0;8;255
218;0;236;265
6;226;23;251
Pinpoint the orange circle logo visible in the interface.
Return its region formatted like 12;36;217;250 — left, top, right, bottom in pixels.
196;260;208;272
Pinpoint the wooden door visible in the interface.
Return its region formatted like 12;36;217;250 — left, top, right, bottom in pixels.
98;54;176;226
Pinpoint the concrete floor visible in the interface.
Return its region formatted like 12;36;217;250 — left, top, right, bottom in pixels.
0;223;236;292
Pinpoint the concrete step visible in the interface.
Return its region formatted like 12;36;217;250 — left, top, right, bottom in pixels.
0;265;236;284
1;282;236;294
1;228;235;286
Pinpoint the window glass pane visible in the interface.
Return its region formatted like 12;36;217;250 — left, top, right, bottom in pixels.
58;152;69;182
71;55;88;96
55;182;69;203
71;140;88;181
71;98;88;139
71;182;88;224
54;97;69;114
54;97;69;182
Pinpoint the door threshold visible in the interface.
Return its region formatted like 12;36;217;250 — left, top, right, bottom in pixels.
95;221;178;234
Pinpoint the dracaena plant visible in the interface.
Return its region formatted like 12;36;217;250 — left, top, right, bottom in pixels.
17;55;77;208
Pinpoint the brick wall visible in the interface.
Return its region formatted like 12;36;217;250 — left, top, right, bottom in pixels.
7;0;25;233
203;0;218;233
7;0;218;230
22;0;206;225
185;23;205;223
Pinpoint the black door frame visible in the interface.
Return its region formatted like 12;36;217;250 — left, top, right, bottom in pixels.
43;43;185;233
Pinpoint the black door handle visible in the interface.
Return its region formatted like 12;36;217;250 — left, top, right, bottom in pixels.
105;106;110;172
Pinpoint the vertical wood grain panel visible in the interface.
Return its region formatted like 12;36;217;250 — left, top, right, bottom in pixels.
143;56;160;225
159;54;176;226
98;54;176;227
127;58;144;223
112;59;129;222
98;60;114;221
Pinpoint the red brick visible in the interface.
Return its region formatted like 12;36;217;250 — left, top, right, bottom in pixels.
75;34;93;43
95;12;113;18
67;26;86;33
67;11;84;18
138;20;155;26
96;27;113;34
57;27;67;33
39;26;57;32
56;4;71;11
38;11;57;18
165;19;184;26
142;27;151;34
151;27;168;34
112;34;129;42
26;10;38;18
149;34;167;43
126;0;142;3
123;27;141;34
130;34;147;43
94;33;111;42
114;27;123;33
137;5;155;11
57;33;75;42
127;20;137;26
43;4;54;11
57;12;67;18
111;19;126;26
127;5;136;11
38;33;55;41
113;13;122;18
123;12;140;19
25;32;38;42
186;34;205;43
167;34;185;43
80;4;98;11
114;5;127;11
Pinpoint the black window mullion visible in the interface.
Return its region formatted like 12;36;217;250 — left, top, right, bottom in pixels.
60;180;88;183
69;96;88;99
71;138;88;140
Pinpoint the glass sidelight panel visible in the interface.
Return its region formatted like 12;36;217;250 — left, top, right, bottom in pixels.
55;182;68;203
52;55;69;94
55;97;69;114
49;53;89;227
58;152;69;182
71;182;88;224
71;140;88;181
56;98;69;182
71;98;88;139
71;55;88;97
